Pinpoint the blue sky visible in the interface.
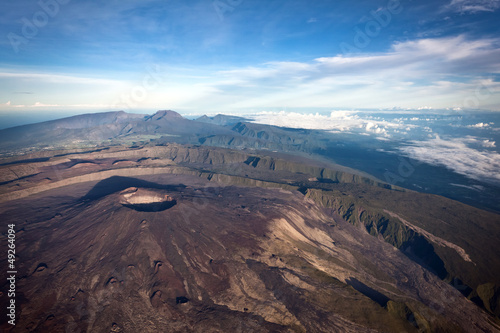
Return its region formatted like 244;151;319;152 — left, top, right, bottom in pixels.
0;0;499;118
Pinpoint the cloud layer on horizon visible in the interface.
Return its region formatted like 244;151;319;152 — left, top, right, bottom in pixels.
249;110;417;137
399;136;500;184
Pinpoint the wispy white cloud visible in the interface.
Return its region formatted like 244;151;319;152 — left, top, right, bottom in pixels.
201;35;500;111
0;72;123;85
481;139;496;148
399;136;500;184
223;35;500;82
1;35;499;113
467;122;490;128
0;70;133;111
450;183;485;191
0;101;115;109
461;135;497;148
444;0;500;13
31;102;60;108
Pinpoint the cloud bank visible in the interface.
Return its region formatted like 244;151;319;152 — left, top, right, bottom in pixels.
399;136;500;184
249;110;417;136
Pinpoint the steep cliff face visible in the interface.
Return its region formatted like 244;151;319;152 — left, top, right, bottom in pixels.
242;155;387;187
303;187;500;319
305;189;448;277
0;144;387;201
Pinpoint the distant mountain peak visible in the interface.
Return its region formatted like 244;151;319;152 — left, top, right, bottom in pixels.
147;110;183;121
195;114;250;126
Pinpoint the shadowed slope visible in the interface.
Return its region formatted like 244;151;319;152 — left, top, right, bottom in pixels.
0;175;498;332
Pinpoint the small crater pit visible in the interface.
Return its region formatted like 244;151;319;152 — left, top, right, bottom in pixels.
110;322;123;332
176;296;189;304
119;187;176;212
105;277;118;286
33;263;48;274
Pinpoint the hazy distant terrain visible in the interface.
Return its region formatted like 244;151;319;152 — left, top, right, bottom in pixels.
0;110;499;332
1;110;498;212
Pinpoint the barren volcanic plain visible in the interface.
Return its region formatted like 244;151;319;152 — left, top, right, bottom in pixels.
1;111;499;332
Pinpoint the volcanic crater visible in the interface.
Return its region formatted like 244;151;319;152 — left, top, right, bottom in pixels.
119;187;176;212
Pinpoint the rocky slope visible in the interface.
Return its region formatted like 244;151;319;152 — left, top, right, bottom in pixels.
0;143;499;332
1;173;498;332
